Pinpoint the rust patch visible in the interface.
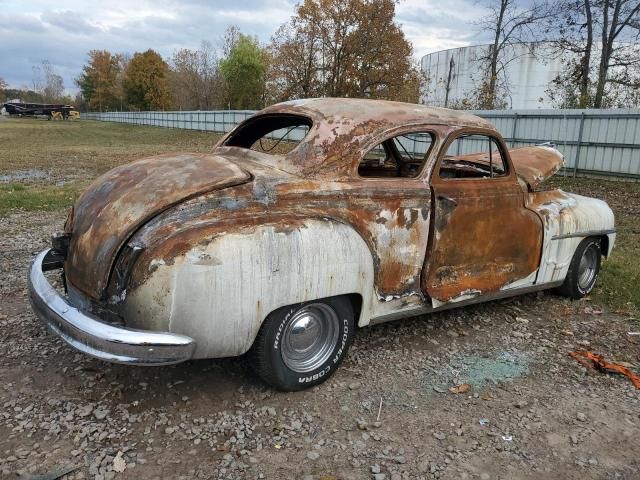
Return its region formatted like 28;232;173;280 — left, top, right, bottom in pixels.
66;153;250;298
423;172;543;302
507;147;563;191
123;178;432;300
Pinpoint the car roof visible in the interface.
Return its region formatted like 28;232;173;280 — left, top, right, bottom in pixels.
261;97;495;131
242;98;497;179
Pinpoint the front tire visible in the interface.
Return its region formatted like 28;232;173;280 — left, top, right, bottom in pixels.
250;297;355;391
557;237;602;299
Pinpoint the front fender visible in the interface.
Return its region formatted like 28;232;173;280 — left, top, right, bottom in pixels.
529;190;615;284
122;219;375;358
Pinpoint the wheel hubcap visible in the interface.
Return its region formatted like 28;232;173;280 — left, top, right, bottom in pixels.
281;303;340;373
577;244;598;291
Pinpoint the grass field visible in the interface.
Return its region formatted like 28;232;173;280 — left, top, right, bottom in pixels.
0;118;222;214
1;117;637;314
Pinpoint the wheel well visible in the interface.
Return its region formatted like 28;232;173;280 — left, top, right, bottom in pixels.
262;293;364;330
346;293;363;326
598;235;609;257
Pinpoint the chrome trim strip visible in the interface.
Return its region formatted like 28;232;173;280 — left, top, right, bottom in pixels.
552;229;616;240
28;249;195;366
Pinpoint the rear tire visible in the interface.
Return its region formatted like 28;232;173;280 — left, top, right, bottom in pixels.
557;237;601;299
250;297;355;391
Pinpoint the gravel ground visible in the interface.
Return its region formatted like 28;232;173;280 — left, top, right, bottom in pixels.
1;210;639;480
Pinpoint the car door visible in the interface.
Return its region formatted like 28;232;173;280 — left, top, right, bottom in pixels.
422;129;543;304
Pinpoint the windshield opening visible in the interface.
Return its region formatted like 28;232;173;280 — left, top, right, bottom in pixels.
224;114;312;155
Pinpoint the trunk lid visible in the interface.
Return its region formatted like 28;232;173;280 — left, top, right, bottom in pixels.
65;153;250;298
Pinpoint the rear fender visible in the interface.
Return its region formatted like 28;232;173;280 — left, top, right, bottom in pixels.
122;219;375;358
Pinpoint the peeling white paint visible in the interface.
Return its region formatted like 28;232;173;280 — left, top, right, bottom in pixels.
431;288;481;308
533;191;615;284
124;220;376;358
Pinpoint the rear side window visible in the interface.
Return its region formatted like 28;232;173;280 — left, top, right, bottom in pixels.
224;114;312;154
440;134;507;179
358;131;434;178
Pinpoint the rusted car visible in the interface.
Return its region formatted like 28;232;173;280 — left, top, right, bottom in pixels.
28;98;615;390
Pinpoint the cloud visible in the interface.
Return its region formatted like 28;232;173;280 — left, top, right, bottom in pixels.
396;0;490;56
0;0;487;94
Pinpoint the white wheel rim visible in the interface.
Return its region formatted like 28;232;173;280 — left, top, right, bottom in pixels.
577;244;599;291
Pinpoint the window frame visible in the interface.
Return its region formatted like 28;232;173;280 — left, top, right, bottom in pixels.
222;113;313;155
356;128;437;181
434;129;514;182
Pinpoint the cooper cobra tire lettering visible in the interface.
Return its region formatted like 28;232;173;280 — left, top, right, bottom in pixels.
273;309;294;350
298;365;331;383
250;296;356;391
333;318;349;364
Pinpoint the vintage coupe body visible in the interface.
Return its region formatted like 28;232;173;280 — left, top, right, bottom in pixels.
29;98;615;390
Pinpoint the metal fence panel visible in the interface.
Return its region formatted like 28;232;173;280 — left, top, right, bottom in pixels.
83;108;640;178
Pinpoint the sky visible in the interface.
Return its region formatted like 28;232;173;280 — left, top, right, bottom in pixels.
0;0;491;94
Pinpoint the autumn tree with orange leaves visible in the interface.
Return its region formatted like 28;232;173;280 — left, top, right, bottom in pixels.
124;49;173;111
76;50;125;111
268;0;421;103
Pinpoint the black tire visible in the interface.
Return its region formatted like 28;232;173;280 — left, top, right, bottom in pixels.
250;296;355;391
557;237;602;299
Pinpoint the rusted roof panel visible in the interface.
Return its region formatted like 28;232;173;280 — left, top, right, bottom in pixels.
267;98;496;130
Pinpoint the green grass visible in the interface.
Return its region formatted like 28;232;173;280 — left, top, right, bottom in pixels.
0;182;83;216
0;117;221;178
0;117;222;217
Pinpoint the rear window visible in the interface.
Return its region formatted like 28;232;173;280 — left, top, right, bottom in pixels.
224;114;312;155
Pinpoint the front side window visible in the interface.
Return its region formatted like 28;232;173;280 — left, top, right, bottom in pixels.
440;134;508;180
358;131;434;178
224;114;312;155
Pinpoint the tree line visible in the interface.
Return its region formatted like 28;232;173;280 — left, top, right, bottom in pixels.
71;0;421;112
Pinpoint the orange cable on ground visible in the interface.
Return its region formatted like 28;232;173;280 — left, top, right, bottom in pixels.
569;350;640;389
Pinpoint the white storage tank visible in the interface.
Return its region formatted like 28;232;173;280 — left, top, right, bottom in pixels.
420;42;566;109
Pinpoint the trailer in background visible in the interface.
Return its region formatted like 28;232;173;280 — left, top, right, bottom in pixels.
2;102;79;120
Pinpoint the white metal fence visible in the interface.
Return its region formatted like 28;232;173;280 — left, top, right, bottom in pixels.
83;108;640;178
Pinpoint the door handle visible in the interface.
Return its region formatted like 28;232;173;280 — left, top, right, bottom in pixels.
437;195;458;207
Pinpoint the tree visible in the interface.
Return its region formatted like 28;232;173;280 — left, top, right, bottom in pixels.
41;61;65;103
268;0;420;102
76;50;123;111
114;54;130;110
219;35;268;109
170;41;222;110
32;65;43;94
4;88;43;103
473;0;552;109
124;49;173;110
221;25;241;58
345;0;420;100
269;14;324;100
28;60;65;103
547;0;640;108
0;77;7;102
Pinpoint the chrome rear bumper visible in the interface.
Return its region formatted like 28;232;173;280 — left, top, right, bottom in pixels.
28;249;195;365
